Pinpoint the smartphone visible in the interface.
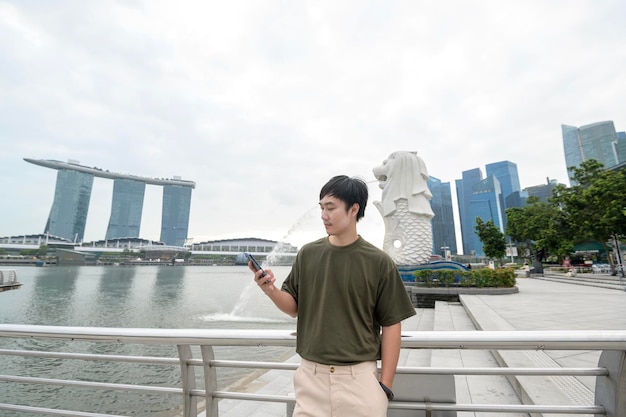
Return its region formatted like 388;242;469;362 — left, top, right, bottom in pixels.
244;252;267;277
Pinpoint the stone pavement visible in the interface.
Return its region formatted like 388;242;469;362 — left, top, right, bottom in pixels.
200;274;626;417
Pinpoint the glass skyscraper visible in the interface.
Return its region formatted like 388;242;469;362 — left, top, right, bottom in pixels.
106;179;146;240
44;168;94;242
160;185;193;247
455;168;483;256
615;131;626;164
468;175;503;257
485;161;520;205
428;176;457;255
456;163;511;257
562;121;620;184
485;160;522;230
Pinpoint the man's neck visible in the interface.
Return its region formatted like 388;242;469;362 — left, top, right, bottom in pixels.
328;232;359;247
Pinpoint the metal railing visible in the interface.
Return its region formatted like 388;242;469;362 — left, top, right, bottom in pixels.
0;269;18;285
1;324;625;417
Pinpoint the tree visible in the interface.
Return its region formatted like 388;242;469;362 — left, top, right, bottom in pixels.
551;159;626;272
506;197;572;262
475;217;507;261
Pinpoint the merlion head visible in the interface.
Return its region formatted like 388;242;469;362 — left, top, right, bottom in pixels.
372;151;434;217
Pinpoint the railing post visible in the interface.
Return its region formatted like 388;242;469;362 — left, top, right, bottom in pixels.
177;345;198;417
595;350;626;417
201;345;218;417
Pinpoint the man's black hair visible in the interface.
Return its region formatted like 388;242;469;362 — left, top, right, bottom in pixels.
319;175;368;221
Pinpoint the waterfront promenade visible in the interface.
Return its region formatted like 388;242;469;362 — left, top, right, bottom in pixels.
205;273;626;417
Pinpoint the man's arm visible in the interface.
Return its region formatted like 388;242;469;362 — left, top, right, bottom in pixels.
379;322;402;389
252;266;298;317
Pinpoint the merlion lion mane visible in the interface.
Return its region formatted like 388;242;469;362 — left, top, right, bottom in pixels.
373;151;434;265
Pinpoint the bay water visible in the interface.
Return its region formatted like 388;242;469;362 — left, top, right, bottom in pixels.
0;265;297;416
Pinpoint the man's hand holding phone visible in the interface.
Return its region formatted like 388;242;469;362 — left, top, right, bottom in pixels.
245;253;275;292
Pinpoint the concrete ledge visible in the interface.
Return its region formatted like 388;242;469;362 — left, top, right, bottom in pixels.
460;294;594;413
409;286;518;308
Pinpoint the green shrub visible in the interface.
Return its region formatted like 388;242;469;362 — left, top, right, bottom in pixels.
412;268;516;288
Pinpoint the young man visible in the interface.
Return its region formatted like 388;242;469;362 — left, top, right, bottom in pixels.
251;175;416;417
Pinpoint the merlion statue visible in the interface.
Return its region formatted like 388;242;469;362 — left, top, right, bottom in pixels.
373;151;434;265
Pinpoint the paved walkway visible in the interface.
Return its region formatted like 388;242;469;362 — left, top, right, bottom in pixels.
200;274;626;417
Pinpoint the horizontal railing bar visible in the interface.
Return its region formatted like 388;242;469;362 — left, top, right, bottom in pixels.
190;388;207;397
210;392;604;414
0;349;608;378
208;359;607;376
0;375;182;395
0;402;129;417
1;324;626;350
396;366;609;376
390;401;605;414
2;349;607;377
0;348;179;365
0;325;298;346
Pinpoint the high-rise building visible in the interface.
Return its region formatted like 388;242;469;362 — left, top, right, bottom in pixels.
485;160;522;230
106;179;146;240
25;158;195;246
468;175;503;257
428;176;457;255
44;165;94;242
524;178;561;202
562;121;620;184
615;131;626;165
456;168;483;256
160;184;193;247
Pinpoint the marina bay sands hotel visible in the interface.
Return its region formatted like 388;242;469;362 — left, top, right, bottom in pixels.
24;158;196;247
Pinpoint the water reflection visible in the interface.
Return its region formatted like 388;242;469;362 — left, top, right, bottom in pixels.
89;266;137;327
25;267;80;325
153;265;185;306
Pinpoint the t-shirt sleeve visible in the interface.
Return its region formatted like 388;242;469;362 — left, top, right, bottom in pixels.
376;262;416;326
280;253;300;303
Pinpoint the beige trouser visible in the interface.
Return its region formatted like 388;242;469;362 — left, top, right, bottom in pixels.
292;358;389;417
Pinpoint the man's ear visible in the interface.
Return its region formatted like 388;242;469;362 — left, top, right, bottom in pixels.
350;203;359;217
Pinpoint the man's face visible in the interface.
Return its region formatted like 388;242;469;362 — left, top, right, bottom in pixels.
319;195;357;237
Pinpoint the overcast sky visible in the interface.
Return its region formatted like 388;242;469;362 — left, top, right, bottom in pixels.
1;0;625;252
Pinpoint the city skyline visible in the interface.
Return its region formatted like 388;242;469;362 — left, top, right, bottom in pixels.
3;151;618;255
1;1;625;252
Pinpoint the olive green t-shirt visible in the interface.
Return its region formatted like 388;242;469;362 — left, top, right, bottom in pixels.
281;236;416;365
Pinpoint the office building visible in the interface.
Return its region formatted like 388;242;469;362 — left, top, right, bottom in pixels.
24;158;195;246
524;178;561;202
485;161;521;205
562;121;620;184
455;168;483;256
428;176;457;255
468;175;504;258
485;160;522;230
616;131;626;164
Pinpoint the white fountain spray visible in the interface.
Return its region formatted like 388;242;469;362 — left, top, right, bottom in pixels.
228;206;318;319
